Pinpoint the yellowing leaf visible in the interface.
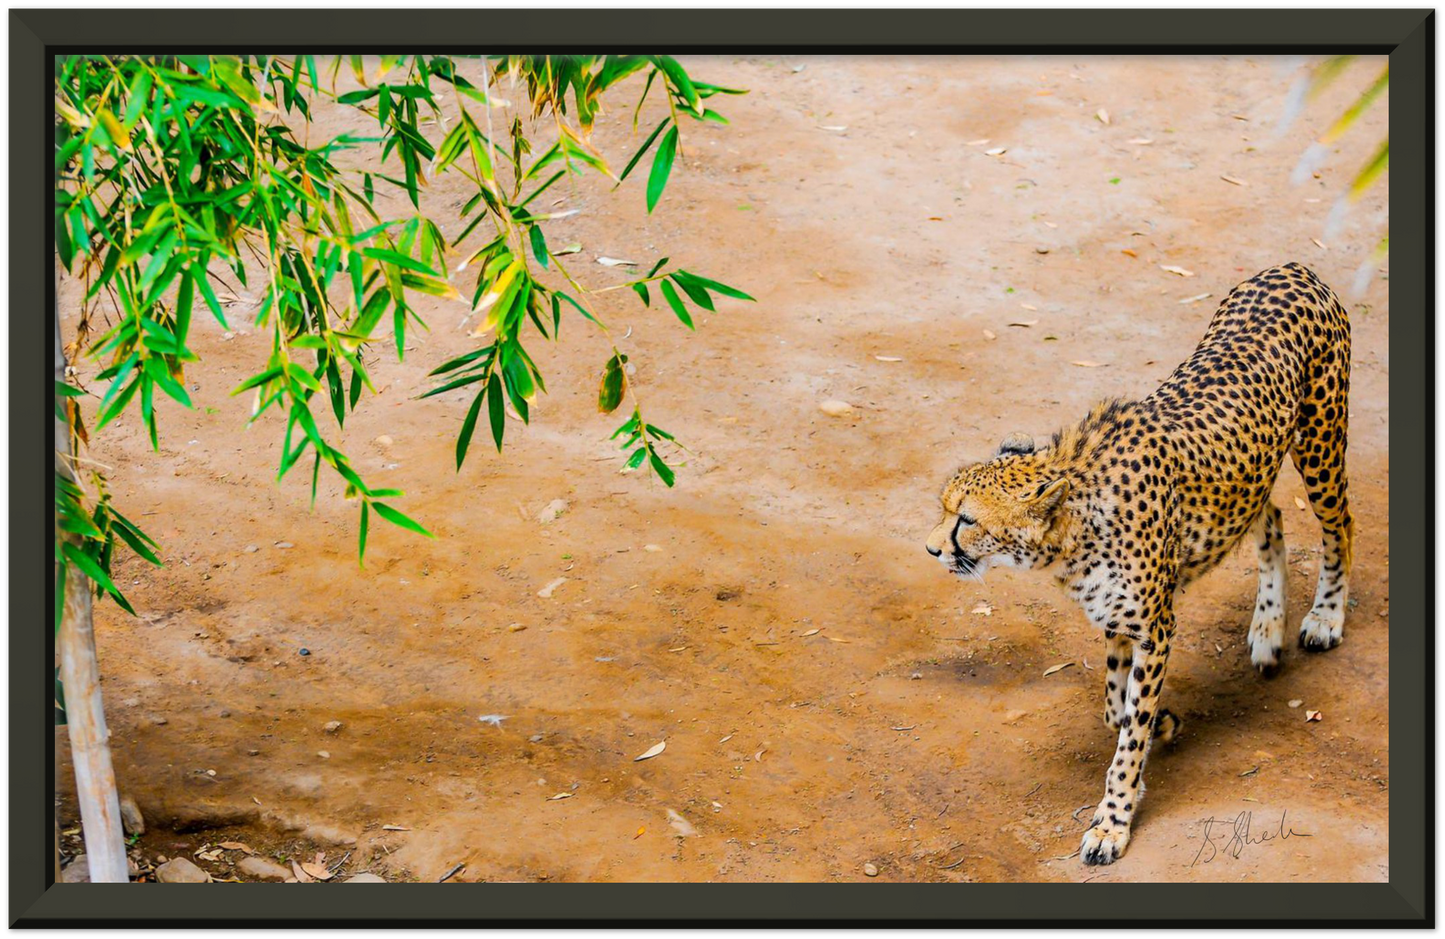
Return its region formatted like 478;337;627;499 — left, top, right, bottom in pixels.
1043;662;1075;677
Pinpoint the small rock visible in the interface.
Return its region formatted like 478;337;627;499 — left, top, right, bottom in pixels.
643;544;662;553
275;542;294;549
218;710;231;719
247;749;260;756
317;750;331;760
61;854;89;883
374;434;394;449
119;794;146;836
156;857;211;883
298;648;311;656
665;809;697;837
323;720;344;734
244;544;259;553
863;862;879;877
1288;699;1303;708
1004;709;1029;723
507;623;527;633
342;872;388;883
819;399;856;417
537;577;567;599
222;331;235;341
237;856;291;882
536;499;569;524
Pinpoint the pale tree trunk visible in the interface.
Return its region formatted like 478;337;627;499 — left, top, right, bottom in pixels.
55;302;129;883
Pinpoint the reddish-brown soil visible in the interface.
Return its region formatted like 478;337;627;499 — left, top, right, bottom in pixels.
58;54;1390;883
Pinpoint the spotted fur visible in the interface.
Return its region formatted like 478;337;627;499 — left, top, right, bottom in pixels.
925;263;1353;865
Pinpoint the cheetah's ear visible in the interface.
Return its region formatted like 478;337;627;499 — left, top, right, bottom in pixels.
997;432;1035;457
1022;478;1070;517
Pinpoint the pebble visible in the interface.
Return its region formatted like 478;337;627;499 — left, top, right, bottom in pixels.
317;750;331;760
819;399;856;417
507;623;527;633
275;542;294;549
863;862;879;877
219;710;231;719
244;545;259;553
536;499;569;524
299;648;311;656
1288;699;1303;708
342;872;388;884
156;857;211;883
374;435;394;449
323;720;344;734
118;794;145;836
61;855;90;883
237;856;291;882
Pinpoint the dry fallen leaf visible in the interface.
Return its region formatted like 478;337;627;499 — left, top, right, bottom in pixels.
382;825;411;832
819;399;856;417
1008;320;1038;328
966;138;991;146
218;841;254;854
291;860;314;883
1042;220;1058;229
633;826;646;840
984;147;1008;156
718;733;734;744
1311;238;1327;250
634;741;667;762
824;635;851;643
644;544;663;552
1128;137;1154;145
971;603;994;616
800;628;822;637
1043;662;1075;677
819;125;849;132
1305;710;1323;723
874;355;903;362
537;577;568;599
1096;108;1111;125
1179;293;1212;304
552;243;582;256
668;645;688;653
1121;248;1138;258
753;748;767;762
548;792;574;801
1220;175;1248;187
1020;303;1038;311
1294;497;1308;511
596;256;639;267
1071;360;1106;368
299;854;333;881
983;329;997;341
1239;766;1260;778
1160;265;1196;277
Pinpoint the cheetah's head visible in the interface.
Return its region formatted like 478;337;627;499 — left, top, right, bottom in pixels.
926;433;1071;578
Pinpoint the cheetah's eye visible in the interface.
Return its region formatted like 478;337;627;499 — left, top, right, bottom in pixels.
957;513;977;527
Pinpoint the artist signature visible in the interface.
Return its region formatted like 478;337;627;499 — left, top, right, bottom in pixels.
1189;810;1311;866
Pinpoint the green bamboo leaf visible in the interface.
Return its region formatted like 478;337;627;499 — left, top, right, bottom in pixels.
371;501;435;538
598;354;628;413
669;273;714;312
1348;139;1389;201
618;118;669;183
675;270;755;301
487;372;505;451
456;389;484;469
646;126;679;214
358;501;370;564
648;451;677;488
659;279;694;329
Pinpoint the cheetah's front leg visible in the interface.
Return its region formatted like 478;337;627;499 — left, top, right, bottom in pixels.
1082;610;1175;866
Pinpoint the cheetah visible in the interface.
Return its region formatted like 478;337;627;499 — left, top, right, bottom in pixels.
925;262;1353;865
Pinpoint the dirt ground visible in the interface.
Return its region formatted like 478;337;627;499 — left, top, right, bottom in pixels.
58;55;1391;884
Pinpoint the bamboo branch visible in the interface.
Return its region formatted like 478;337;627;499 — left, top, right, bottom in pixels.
55;288;129;884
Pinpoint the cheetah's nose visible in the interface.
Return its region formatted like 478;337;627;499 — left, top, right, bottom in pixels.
926;545;942;557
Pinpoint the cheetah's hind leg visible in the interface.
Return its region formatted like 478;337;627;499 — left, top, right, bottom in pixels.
1290;386;1354;653
1248;502;1287;676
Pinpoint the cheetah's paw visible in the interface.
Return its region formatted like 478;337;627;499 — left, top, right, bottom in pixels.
1299;608;1344;652
1080;819;1131;866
